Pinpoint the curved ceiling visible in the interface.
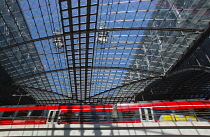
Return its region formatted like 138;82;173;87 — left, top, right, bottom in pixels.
0;0;210;105
136;66;210;101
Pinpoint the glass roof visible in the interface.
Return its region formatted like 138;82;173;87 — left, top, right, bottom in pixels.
0;0;209;105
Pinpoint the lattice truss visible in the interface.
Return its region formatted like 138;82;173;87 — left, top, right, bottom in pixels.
0;0;209;105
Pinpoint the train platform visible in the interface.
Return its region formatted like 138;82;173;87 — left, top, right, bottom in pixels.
0;122;210;136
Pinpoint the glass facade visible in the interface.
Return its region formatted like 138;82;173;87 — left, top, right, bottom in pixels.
0;0;209;105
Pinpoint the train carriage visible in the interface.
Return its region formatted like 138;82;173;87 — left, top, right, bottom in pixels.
0;100;209;125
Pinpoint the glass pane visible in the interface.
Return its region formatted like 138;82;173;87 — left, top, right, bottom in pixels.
31;110;43;117
2;111;15;118
48;111;54;122
147;108;153;120
16;110;29;117
141;108;146;120
54;111;59;122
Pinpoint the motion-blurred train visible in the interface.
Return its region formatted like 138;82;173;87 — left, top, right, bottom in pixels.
0;100;209;125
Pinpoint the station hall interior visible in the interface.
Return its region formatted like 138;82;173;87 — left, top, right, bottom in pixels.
0;0;210;136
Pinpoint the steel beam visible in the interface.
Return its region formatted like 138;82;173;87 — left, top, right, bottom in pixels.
0;27;203;50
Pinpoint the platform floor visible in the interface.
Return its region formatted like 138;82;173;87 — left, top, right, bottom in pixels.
0;122;210;136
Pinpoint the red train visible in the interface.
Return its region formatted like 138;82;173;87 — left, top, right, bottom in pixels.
0;100;210;125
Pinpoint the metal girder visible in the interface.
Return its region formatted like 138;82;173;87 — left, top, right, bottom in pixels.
87;76;162;99
169;23;210;72
136;66;210;101
58;0;75;103
0;27;203;51
77;0;82;102
166;66;210;78
65;0;78;100
84;0;91;100
20;85;72;99
13;66;162;81
95;27;203;32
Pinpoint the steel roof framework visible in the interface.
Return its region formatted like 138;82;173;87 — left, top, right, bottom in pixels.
0;0;209;105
